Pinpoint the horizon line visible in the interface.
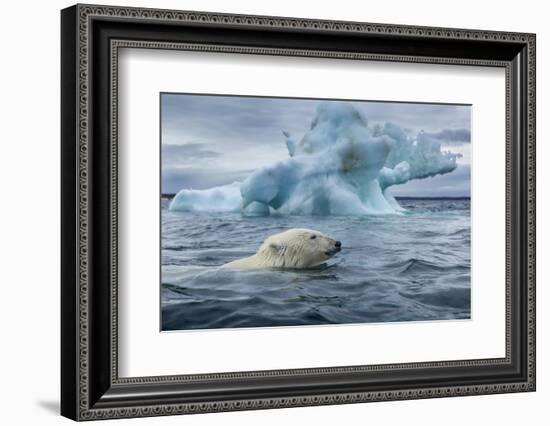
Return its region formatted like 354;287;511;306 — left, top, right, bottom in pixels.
160;193;470;200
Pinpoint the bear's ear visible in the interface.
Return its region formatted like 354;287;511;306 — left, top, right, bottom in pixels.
269;241;285;254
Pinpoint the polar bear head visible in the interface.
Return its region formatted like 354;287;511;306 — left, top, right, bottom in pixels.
256;228;341;269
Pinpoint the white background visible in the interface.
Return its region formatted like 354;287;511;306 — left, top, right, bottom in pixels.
119;49;505;377
0;0;547;425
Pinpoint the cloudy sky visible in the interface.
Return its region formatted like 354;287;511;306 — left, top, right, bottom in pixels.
161;93;471;197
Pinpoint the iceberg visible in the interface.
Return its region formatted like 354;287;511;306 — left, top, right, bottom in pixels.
169;102;461;215
169;182;242;213
168;182;270;216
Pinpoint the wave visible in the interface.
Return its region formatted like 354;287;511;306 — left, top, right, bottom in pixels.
161;205;471;330
399;286;471;310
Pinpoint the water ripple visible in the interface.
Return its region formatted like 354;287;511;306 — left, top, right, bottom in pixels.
161;199;471;330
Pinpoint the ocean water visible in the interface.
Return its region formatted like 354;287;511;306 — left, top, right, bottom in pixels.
161;198;471;331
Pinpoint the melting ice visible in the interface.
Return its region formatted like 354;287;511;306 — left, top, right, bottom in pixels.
169;102;461;215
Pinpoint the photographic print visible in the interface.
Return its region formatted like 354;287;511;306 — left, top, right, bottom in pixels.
61;7;536;417
161;94;471;331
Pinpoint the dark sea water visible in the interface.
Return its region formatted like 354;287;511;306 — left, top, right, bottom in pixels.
161;198;471;331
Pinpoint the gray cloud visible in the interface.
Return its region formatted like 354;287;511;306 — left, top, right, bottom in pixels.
361;103;471;134
162;95;471;148
389;164;471;197
162;167;253;194
425;128;471;145
162;143;221;167
161;94;315;151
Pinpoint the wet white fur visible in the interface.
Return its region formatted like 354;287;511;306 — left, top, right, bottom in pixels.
224;228;339;270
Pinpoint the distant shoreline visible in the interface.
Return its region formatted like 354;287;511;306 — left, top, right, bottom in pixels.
161;193;470;201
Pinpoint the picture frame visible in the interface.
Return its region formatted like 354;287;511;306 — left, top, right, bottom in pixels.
61;3;536;421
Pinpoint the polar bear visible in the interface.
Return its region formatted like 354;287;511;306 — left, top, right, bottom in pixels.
224;228;342;270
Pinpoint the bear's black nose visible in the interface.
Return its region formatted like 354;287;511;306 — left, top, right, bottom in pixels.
335;241;342;247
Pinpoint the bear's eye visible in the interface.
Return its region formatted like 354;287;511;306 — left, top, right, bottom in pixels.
310;235;317;240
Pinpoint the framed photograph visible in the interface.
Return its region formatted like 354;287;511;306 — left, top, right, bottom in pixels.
61;4;536;421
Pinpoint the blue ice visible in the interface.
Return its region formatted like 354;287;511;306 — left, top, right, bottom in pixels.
169;102;460;215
